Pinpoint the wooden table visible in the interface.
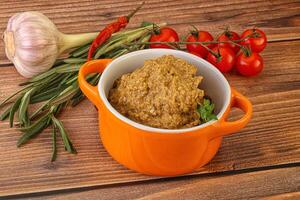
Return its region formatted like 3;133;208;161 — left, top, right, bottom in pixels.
0;1;299;199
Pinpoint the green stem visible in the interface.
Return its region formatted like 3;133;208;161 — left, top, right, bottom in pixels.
59;32;98;53
239;32;259;41
134;40;239;46
190;25;199;37
199;43;219;58
242;46;252;57
227;40;243;48
133;31;257;47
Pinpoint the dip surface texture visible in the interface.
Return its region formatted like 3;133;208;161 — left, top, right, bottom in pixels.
108;55;204;129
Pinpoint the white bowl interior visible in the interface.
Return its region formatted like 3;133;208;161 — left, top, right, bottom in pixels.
99;49;231;133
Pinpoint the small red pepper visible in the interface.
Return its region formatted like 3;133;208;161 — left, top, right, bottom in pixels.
87;2;144;60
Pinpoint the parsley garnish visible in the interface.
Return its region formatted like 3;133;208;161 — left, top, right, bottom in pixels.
197;98;218;123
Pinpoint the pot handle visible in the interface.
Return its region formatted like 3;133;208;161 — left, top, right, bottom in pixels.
78;59;112;109
210;87;253;140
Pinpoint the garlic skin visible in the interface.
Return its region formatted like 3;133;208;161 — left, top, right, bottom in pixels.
4;12;60;78
3;11;97;78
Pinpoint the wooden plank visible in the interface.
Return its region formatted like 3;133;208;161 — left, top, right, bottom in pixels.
262;192;300;200
135;167;300;200
0;0;300;64
0;39;299;196
14;167;300;199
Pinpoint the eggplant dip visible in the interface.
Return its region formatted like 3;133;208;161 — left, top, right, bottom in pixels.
108;55;216;129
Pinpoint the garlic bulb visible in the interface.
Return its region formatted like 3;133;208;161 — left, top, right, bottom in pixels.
3;11;97;78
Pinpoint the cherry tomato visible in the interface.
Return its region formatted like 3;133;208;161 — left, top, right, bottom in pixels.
236;52;263;76
206;47;236;73
240;28;267;53
186;31;214;58
149;27;179;49
189;51;204;58
217;31;240;53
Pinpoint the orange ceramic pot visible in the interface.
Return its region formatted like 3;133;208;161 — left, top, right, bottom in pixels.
78;49;252;176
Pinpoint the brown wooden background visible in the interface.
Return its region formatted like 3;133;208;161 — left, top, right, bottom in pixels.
0;0;299;199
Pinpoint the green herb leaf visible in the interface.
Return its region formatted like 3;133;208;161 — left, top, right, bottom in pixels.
30;73;65;92
197;98;218;123
9;97;22;127
71;94;85;107
18;89;33;126
0;87;29;107
51;126;57;162
53;59;65;67
29;99;53;120
70;43;90;57
17;114;50;147
141;21;154;27
30;86;67;104
65;75;79;85
0;105;12;121
27;67;57;83
63;58;86;64
56;64;81;73
50;86;78;106
58;72;77;87
51;115;76;154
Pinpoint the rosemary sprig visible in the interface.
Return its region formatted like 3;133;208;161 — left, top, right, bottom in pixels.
0;23;162;161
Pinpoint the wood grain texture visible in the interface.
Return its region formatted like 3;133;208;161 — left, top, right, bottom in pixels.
0;0;300;64
136;167;300;200
15;167;300;200
0;40;300;196
262;192;300;200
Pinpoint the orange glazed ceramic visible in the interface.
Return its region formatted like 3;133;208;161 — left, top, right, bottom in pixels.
78;49;252;176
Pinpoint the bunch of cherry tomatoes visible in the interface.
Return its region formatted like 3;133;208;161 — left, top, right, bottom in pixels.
148;26;267;77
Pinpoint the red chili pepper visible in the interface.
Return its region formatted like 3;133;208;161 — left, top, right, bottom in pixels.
87;2;144;60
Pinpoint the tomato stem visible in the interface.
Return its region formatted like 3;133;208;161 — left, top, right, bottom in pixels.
135;32;259;57
134;40;240;46
216;48;222;62
140;32;258;46
240;31;260;40
241;45;252;57
223;26;232;38
198;42;220;58
152;24;161;35
226;40;243;48
190;25;199;37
